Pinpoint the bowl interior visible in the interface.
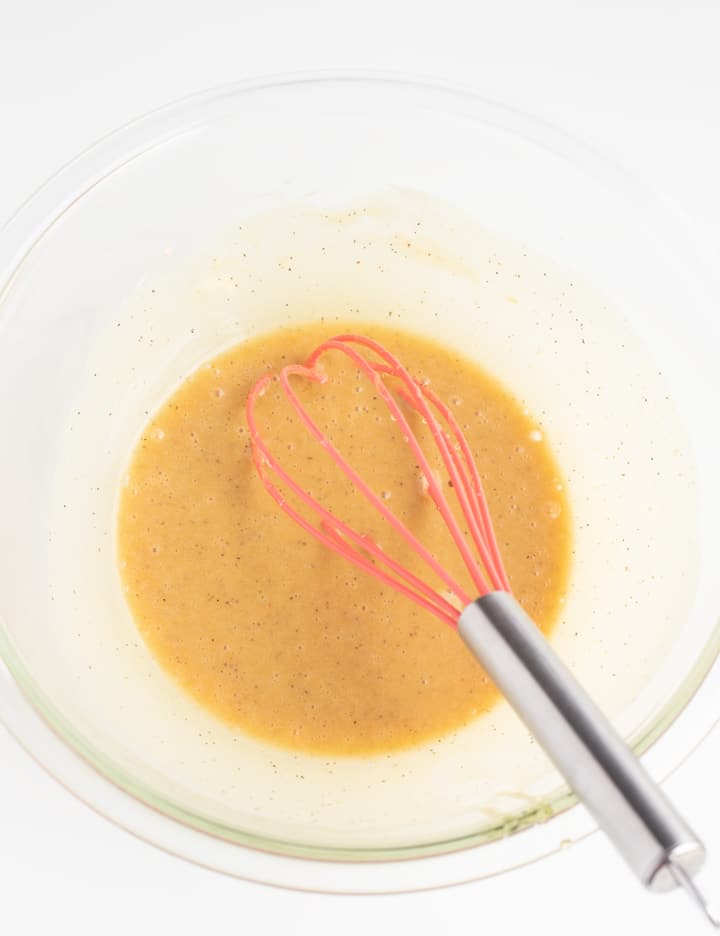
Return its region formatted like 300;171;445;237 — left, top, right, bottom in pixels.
0;77;719;871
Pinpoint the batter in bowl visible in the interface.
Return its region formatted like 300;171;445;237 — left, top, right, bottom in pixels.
117;322;571;756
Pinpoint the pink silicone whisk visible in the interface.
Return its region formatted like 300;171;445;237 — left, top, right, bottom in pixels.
247;333;715;926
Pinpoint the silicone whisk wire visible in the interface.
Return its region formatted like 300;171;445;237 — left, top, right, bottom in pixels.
246;334;511;628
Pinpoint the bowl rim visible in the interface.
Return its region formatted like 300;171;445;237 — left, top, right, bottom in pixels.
1;69;719;891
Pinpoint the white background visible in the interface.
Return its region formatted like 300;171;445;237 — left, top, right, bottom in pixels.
1;1;719;933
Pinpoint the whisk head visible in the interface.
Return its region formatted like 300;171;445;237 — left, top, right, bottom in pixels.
246;334;511;627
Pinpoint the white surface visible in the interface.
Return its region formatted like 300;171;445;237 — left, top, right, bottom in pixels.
1;1;719;933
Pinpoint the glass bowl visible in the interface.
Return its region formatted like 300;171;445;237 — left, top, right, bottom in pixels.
0;73;719;893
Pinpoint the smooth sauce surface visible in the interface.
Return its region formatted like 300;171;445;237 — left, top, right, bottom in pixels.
117;324;571;755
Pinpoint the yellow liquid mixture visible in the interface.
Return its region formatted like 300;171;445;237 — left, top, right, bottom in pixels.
117;323;571;755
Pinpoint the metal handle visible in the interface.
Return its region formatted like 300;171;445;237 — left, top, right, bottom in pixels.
459;592;715;917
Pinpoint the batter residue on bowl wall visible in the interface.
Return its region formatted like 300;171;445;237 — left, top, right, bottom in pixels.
117;322;571;756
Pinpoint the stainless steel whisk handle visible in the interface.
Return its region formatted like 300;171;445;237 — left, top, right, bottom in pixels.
459;593;713;911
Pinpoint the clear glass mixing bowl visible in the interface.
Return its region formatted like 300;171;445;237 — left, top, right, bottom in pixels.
0;73;718;893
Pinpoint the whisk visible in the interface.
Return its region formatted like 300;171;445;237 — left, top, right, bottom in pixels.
247;333;716;925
